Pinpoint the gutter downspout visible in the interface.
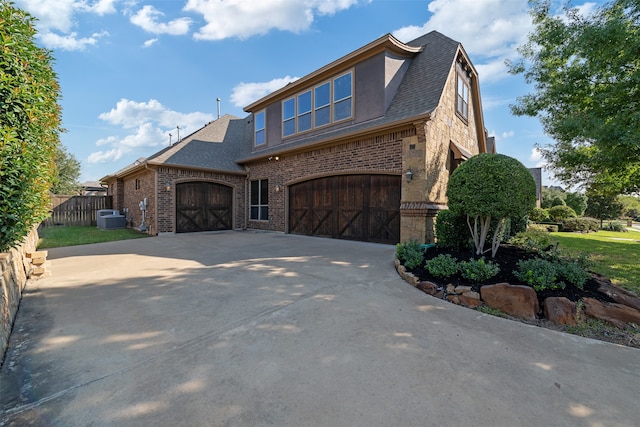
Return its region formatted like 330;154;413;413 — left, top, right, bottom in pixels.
244;167;249;230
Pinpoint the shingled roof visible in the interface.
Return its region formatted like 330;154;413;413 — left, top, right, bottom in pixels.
103;30;474;179
237;31;465;163
101;114;252;180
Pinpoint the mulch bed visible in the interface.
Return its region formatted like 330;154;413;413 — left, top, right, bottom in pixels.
409;244;616;306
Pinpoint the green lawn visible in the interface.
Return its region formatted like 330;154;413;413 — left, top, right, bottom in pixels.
550;229;640;295
38;226;150;249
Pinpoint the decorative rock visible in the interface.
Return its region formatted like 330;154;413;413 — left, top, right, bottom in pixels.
583;297;640;329
447;295;460;304
454;285;473;294
434;290;445;299
593;274;640;312
458;295;484;308
446;284;456;295
417;281;438;296
543;297;577;326
480;283;540;320
462;290;481;300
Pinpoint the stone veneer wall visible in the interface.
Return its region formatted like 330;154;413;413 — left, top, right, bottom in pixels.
245;129;410;233
0;228;38;365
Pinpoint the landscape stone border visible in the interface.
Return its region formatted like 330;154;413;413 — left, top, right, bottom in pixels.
394;256;640;329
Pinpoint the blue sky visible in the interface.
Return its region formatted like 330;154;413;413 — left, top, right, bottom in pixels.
15;0;605;185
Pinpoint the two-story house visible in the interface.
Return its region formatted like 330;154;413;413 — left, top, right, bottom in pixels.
101;30;491;244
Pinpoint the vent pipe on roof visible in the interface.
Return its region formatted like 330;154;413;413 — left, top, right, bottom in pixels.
217;97;221;119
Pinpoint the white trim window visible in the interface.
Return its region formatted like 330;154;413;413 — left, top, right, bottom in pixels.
255;111;266;145
456;75;469;121
250;179;269;221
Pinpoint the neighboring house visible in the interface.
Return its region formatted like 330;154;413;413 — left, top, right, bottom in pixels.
101;31;490;244
80;181;107;196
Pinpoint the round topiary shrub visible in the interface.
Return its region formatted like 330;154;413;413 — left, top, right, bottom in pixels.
529;207;549;222
446;153;536;257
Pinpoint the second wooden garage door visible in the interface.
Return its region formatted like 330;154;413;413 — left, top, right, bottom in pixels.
289;174;400;244
176;182;233;233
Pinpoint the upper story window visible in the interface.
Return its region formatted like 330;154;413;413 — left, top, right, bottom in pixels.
456;75;469;121
282;71;353;138
314;82;331;127
255;111;266;146
333;72;352;122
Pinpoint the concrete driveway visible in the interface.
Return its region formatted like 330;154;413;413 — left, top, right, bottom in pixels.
1;231;639;426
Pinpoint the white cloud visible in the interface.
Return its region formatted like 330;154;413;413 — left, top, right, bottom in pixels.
143;38;159;48
130;5;192;35
16;0;116;50
89;99;214;164
529;147;546;167
393;0;532;83
39;31;108;51
231;76;300;107
183;0;362;40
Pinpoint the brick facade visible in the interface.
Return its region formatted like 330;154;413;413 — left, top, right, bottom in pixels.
156;167;245;233
245;128;410;233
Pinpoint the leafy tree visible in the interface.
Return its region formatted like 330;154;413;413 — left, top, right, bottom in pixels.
619;195;640;218
447;154;536;257
550;196;566;207
0;3;62;251
584;190;624;227
565;192;588;216
509;0;640;195
541;186;566;208
51;145;81;195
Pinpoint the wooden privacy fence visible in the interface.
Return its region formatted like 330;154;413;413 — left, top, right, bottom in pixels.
42;195;113;227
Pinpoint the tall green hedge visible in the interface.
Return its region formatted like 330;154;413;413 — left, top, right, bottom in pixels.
1;2;62;251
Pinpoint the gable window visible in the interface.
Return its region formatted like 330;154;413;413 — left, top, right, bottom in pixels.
255;111;266;146
135;178;141;190
282;70;353;138
250;179;269;221
333;72;352;122
456;75;469;121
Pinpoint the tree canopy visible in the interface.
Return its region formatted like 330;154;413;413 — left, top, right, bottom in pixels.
51;145;81;195
447;153;536;257
0;2;62;251
509;0;640;195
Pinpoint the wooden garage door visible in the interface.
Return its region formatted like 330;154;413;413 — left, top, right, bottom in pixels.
289;175;400;244
176;182;233;233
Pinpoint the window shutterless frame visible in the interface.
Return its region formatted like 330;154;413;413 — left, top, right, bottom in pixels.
281;70;353;138
456;75;469;121
254;110;266;146
250;179;269;221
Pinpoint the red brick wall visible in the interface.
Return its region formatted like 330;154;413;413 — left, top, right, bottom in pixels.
245;128;413;232
121;170;156;234
156;167;246;233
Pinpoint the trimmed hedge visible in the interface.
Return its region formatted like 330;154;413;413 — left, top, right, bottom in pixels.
561;217;599;232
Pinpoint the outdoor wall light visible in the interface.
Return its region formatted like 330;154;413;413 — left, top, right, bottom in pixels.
405;169;414;183
165;182;171;192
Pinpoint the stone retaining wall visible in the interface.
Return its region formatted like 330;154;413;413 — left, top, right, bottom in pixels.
1;228;38;365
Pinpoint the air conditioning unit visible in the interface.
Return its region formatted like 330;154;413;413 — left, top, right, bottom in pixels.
96;209;126;230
